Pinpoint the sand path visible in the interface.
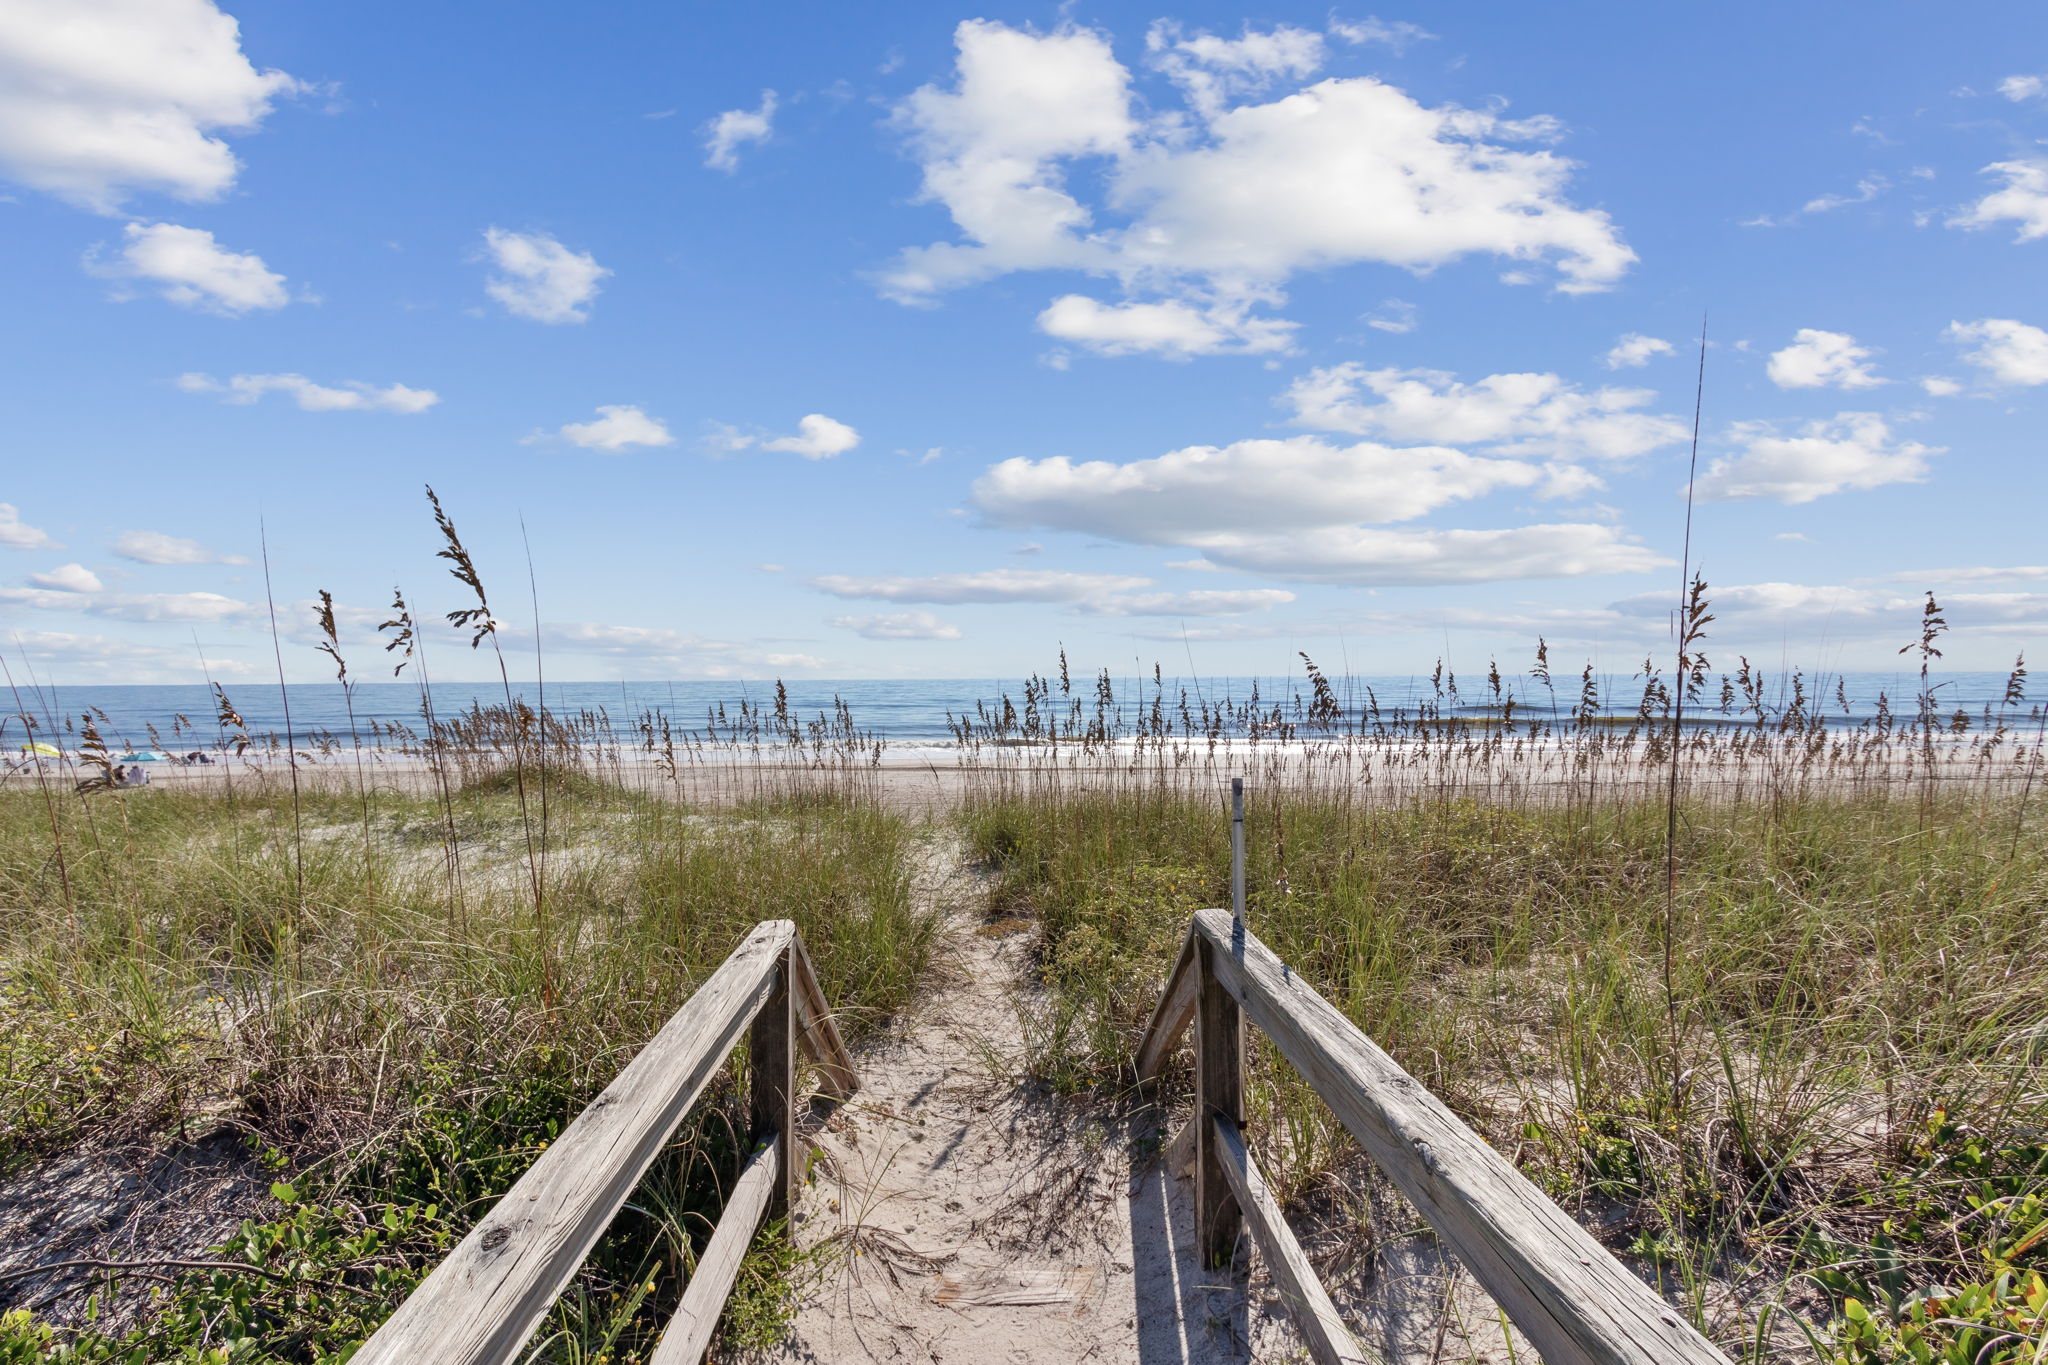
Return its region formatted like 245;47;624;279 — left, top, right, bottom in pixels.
772;836;1299;1364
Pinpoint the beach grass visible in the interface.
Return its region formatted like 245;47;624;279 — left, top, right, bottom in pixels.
0;765;932;1362
960;773;2048;1361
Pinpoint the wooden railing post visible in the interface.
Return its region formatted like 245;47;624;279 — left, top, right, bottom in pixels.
1193;934;1243;1268
752;951;796;1221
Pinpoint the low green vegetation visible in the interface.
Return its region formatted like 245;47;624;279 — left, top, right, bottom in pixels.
964;781;2048;1362
0;770;931;1362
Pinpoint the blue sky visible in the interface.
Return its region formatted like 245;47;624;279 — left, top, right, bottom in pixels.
2;0;2045;685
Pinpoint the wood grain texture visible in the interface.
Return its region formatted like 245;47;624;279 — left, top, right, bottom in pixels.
788;932;859;1099
1133;928;1199;1082
751;958;795;1220
648;1140;781;1365
352;920;795;1365
1190;910;1730;1365
1194;935;1243;1269
1209;1114;1369;1365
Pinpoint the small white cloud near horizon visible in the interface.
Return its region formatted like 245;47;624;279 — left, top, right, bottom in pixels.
0;0;300;213
1603;333;1673;369
527;404;674;452
1774;532;1812;543
1946;318;2048;385
1078;588;1296;616
88;222;289;315
0;504;60;550
703;90;777;172
831;610;962;640
1920;375;1964;396
1766;329;1885;390
1182;522;1667;586
2000;75;2046;101
0;585;260;624
480;228;608;323
544;620;827;676
810;568;1153;605
26;562;101;592
1696;412;1936;504
178;372;439;413
1887;564;2048;584
113;530;248;565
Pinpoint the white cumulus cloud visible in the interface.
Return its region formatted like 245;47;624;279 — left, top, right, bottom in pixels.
1603;333;1673;369
1696;412;1936;504
1946;317;2048;385
1766;329;1885;389
703;90;777;172
1037;295;1295;357
1950;160;2048;242
763;414;860;459
177;372;439;413
0;504;60;550
89;221;288;314
480;228;608;324
530;404;673;452
1920;375;1963;396
1283;364;1688;459
974;436;1536;542
881;20;1634;352
26;563;101;592
831;611;962;640
0;0;298;213
2000;75;2046;102
718;414;862;459
113;530;246;565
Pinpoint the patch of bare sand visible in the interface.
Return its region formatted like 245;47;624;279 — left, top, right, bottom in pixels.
769;837;1304;1364
0;1128;275;1333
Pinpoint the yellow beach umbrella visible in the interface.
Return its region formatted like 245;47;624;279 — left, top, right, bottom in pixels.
22;742;60;758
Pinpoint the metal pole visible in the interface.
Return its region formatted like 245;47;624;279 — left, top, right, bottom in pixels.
1230;777;1246;927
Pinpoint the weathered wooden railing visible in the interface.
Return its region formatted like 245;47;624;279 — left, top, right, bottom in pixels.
1136;909;1731;1365
354;920;858;1365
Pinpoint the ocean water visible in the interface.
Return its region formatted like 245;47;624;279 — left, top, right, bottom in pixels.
0;671;2029;752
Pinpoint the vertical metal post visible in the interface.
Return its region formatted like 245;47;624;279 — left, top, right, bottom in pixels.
750;952;795;1220
1230;777;1246;928
1192;937;1243;1269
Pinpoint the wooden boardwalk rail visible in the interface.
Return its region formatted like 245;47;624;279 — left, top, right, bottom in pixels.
1136;909;1733;1365
353;920;858;1365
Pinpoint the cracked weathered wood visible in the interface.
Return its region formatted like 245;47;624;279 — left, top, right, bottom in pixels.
1193;934;1243;1269
788;930;859;1099
648;1140;781;1365
1210;1113;1369;1365
352;920;795;1365
1134;929;1199;1082
752;960;795;1220
1190;909;1730;1365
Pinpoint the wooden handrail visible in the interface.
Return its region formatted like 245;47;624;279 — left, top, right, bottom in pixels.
354;919;859;1365
1138;910;1731;1365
